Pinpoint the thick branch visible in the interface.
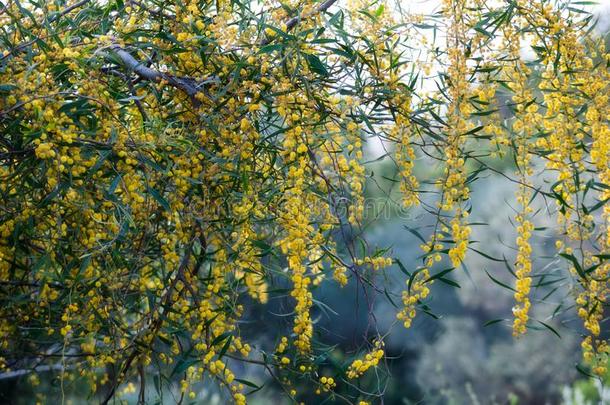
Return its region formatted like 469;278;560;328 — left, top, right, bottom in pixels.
106;46;219;104
286;0;339;30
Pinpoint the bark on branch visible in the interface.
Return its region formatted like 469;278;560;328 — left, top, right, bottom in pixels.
106;46;219;105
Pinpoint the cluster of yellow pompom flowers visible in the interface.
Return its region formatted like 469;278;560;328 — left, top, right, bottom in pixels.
34;142;56;159
512;214;534;336
318;376;337;392
346;342;385;379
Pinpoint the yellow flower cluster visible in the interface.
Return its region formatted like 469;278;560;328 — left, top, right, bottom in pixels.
575;251;609;375
346;342;385;379
581;336;609;376
440;0;475;269
276;336;289;354
397;0;484;331
333;266;349;287
278;101;317;355
397;248;435;328
518;1;610;371
448;211;471;268
232;192;269;304
34;142;56;159
345;120;366;225
318;376;336;392
500;20;538;337
355;256;393;271
512;213;533;336
582;41;610;367
394;105;419;208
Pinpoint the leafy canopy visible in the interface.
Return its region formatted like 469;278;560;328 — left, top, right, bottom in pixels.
0;0;609;403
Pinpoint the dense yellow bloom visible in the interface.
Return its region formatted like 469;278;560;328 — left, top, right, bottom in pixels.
346;342;385;379
333;266;349;287
499;19;538;337
440;0;475;269
394;104;420;208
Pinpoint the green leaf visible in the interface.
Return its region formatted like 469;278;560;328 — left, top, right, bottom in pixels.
170;347;197;378
537;320;561;339
218;335;233;359
471;108;498;117
384;288;399;308
437;277;460;288
425;268;454;283
108;175;121;195
484;319;504;327
211;332;232;347
395;258;411;277
0;84;17;93
305;53;329;76
403;225;427;244
559;253;586;280
235;378;261;389
147;187;170;211
463;125;485;136
258;44;283;54
421;307;439;320
485;270;516;292
328;10;344;28
470;247;506;262
586;196;610;214
575;364;595;378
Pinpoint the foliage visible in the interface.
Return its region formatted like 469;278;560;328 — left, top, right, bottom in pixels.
0;0;608;403
562;360;610;405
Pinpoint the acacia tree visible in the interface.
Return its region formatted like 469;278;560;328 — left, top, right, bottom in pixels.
0;0;608;403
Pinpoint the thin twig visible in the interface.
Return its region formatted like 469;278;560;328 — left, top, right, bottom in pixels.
49;0;91;23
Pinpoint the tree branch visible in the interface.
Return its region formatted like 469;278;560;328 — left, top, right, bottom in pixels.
261;0;339;45
128;0;175;20
101;239;196;404
0;363;65;381
49;0;91;22
105;46;219;105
